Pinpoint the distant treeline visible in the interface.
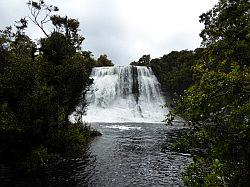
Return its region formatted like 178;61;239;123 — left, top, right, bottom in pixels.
131;50;203;97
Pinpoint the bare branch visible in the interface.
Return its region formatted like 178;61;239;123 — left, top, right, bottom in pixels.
43;19;51;24
34;9;40;21
28;14;48;37
27;0;56;37
41;11;50;24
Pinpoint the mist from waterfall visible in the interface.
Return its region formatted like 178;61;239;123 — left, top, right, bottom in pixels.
78;66;168;123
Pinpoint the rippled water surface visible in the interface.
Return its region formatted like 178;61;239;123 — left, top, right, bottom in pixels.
1;123;191;187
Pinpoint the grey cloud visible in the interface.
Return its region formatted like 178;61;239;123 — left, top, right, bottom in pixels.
0;0;216;66
0;1;27;28
78;0;131;65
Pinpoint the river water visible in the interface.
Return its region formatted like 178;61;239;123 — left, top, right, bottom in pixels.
1;122;191;186
1;66;191;186
65;66;192;186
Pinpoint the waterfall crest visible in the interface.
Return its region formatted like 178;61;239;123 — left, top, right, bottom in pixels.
79;66;167;123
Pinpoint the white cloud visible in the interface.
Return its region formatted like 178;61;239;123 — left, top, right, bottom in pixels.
0;0;218;65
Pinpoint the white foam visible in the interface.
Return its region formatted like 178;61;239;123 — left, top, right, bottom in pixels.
70;66;168;123
104;125;142;131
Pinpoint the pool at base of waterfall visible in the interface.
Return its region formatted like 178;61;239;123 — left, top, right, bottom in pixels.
1;66;190;186
0;122;192;187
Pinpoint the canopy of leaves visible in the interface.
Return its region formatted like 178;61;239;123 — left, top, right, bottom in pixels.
50;15;84;50
199;0;250;69
0;2;99;170
166;0;250;186
149;50;203;97
95;54;114;67
147;0;249;186
130;54;151;66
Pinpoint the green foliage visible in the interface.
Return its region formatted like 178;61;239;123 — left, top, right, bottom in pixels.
96;54;114;67
167;0;250;186
0;1;101;170
175;70;247;122
24;145;57;171
40;32;75;65
199;0;250;69
183;157;225;187
50;15;84;49
47;123;87;154
130;54;151;66
150;50;201;97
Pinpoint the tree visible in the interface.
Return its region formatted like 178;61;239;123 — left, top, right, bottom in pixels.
40;32;75;65
130;54;151;66
170;0;250;186
130;61;138;66
149;50;197;96
199;0;250;69
138;54;151;66
96;54;114;67
0;1;100;170
50;15;84;50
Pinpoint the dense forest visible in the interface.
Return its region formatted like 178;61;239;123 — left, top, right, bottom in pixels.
131;0;250;186
0;0;249;186
0;0;116;170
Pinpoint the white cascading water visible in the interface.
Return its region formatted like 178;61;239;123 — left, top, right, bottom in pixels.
77;66;168;123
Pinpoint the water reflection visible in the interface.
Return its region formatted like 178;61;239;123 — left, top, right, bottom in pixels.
0;146;97;187
0;123;191;187
47;150;97;187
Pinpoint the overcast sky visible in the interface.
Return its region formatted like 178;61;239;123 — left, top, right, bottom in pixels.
0;0;218;65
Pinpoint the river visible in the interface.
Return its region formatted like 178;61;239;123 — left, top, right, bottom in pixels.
1;65;191;186
1;122;191;186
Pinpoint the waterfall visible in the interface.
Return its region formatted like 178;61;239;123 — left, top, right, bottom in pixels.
75;66;168;123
